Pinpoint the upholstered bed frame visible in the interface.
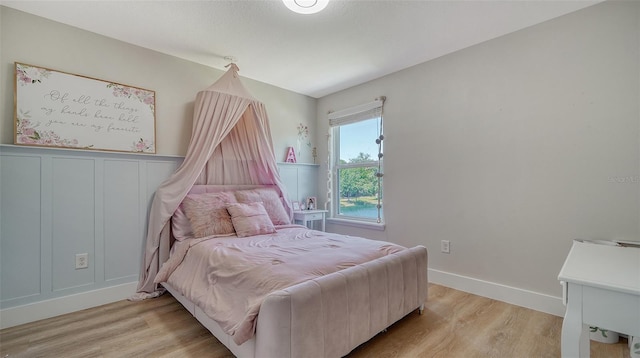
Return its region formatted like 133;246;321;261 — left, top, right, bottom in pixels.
163;185;429;358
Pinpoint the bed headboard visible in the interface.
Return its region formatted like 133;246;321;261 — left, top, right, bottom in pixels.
188;184;280;195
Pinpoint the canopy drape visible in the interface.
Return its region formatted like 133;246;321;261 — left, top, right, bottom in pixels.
133;65;291;298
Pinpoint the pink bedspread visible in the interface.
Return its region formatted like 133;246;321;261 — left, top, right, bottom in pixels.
154;225;405;345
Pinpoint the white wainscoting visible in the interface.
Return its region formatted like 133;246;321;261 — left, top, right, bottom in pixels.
276;162;319;205
0;145;182;328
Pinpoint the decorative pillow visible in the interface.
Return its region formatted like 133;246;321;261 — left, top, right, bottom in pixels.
226;202;276;238
171;202;194;241
234;188;291;225
181;192;237;238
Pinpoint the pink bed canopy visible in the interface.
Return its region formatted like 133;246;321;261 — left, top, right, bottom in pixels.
134;65;291;298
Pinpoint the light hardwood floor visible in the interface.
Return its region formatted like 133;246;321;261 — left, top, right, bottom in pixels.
0;284;631;358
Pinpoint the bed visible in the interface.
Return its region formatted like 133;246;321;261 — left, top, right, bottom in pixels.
154;185;428;358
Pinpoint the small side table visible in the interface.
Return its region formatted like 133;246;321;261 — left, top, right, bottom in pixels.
558;240;640;358
293;210;328;231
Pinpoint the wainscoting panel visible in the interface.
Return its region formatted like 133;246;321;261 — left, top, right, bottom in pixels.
146;161;180;200
103;159;141;281
277;162;319;205
0;154;42;302
0;145;183;316
51;157;96;291
278;164;299;201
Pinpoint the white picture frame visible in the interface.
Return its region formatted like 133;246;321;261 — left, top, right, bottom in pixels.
306;197;316;211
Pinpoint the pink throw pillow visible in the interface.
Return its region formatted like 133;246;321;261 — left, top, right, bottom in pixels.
181;192;237;238
171;202;193;241
234;188;291;225
227;202;276;238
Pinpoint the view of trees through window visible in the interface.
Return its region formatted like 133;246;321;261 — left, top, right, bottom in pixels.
337;152;381;219
334;116;382;221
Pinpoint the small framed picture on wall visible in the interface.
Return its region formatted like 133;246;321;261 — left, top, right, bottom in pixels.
292;201;301;211
306;197;317;210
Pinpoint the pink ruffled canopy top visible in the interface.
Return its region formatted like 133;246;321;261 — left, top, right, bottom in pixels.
134;65;291;298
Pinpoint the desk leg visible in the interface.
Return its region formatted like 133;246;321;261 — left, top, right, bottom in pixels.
562;284;590;358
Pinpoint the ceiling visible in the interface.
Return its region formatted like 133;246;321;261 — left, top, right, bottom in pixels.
2;0;602;98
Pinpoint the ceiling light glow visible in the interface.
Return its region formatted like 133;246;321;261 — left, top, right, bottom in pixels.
282;0;329;15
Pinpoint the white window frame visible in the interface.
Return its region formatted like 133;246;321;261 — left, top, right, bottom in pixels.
327;97;385;227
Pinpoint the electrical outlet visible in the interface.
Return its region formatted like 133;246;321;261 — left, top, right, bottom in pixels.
441;240;450;254
75;253;88;269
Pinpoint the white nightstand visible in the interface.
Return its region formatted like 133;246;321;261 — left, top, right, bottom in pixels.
293;210;328;231
558;240;640;357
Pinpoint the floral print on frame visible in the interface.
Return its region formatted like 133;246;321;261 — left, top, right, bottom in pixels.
15;63;156;153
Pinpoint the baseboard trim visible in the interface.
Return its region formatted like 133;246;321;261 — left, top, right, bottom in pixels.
0;282;138;329
428;269;566;317
1;273;565;330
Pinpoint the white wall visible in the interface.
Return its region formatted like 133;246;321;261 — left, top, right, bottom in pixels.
318;1;640;311
0;6;318;162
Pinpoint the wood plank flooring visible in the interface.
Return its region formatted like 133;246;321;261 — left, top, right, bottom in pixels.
0;284;631;358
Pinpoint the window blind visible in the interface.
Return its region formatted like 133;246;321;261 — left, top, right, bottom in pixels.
328;97;384;127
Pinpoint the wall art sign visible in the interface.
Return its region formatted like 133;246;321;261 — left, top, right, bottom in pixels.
14;62;156;153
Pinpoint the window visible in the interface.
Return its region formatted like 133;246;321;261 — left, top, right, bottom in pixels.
328;97;385;224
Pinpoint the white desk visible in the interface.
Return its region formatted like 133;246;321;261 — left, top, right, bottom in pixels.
558;240;640;358
293;210;328;231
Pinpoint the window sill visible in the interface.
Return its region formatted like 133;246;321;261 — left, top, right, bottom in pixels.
326;218;386;231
